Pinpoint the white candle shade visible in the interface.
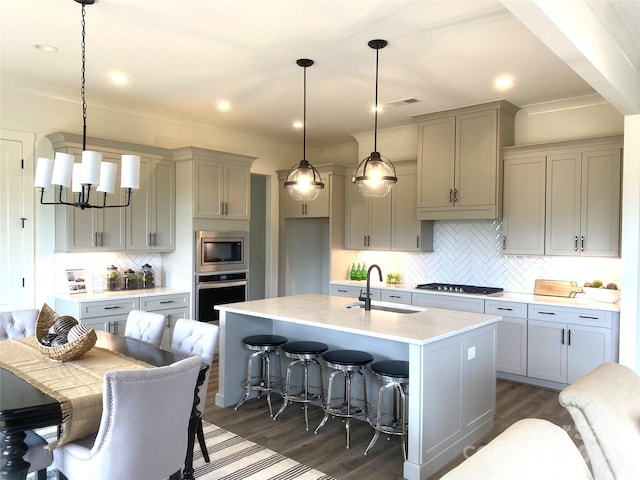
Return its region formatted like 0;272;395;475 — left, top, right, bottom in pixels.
97;161;117;194
120;155;140;189
50;152;75;187
71;163;83;193
81;150;102;185
34;157;54;188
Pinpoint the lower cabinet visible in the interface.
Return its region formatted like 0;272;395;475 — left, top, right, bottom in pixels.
485;300;527;376
411;291;485;313
527;305;615;385
55;292;189;348
139;293;189;350
329;283;380;301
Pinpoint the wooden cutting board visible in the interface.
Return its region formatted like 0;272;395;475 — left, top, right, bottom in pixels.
534;279;583;298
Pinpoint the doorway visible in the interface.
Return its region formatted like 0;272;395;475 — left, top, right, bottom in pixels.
249;174;267;300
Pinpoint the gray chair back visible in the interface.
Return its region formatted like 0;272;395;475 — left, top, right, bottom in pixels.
123;309;166;347
0;308;39;340
171;318;219;413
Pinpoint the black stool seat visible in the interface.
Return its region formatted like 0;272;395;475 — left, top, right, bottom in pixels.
283;341;328;355
372;360;409;378
323;349;373;366
243;335;288;347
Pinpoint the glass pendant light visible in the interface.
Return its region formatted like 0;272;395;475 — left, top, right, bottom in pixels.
284;58;324;201
352;39;397;198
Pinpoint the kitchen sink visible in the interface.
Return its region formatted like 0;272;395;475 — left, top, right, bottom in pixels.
345;301;425;314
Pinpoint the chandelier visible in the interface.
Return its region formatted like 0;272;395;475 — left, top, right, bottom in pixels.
352;39;397;198
283;58;324;201
34;0;140;209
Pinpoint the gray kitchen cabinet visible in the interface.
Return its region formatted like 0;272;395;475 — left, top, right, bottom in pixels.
501;154;546;255
527;304;617;385
191;153;253;220
414;101;518;220
345;166;392;250
380;288;412;305
485;300;528;376
53;146;126;252
139;292;189;350
126;157;176;251
329;283;381;301
279;165;332;218
545;144;622;257
54;297;139;335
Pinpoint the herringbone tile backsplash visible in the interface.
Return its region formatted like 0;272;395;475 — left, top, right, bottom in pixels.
356;220;622;294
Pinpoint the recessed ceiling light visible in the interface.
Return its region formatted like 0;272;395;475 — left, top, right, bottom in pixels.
292;121;303;129
33;44;58;53
217;101;231;111
110;72;129;85
494;74;515;91
370;104;383;113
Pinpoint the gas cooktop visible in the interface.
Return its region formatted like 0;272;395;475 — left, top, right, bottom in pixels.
416;283;504;295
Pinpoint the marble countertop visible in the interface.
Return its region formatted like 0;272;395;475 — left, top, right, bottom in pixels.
54;287;189;303
216;294;500;346
330;281;620;313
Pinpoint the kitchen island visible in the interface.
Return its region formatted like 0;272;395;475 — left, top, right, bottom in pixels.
216;294;501;480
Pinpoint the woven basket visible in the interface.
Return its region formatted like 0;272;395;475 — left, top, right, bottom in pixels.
35;303;97;362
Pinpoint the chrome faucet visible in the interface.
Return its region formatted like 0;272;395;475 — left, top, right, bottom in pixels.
362;264;382;311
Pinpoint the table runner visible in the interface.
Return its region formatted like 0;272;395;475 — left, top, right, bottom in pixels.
0;336;153;448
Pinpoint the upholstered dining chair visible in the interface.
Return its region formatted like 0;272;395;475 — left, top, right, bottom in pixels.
123;309;166;347
0;308;53;479
171;318;219;462
52;356;201;480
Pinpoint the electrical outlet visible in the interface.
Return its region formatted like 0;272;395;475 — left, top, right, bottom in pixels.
467;346;476;360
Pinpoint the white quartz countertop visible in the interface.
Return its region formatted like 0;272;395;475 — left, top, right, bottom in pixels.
54;287;189;303
331;281;620;313
216;294;500;346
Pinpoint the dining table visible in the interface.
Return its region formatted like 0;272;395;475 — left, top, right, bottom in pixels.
0;331;208;480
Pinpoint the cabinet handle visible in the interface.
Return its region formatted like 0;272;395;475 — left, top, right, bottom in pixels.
336;289;348;293
453;189;458;203
538;311;556;316
148;232;152;247
567;329;572;346
103;306;121;310
574;236;579;251
579;315;598;320
581;236;585;252
94;232;99;247
225;202;229;215
497;307;513;311
363;235;367;247
100;232;105;247
449;189;454;203
502;236;506;249
416;236;420;248
389;295;402;299
159;300;175;304
561;328;565;345
153;232;158;246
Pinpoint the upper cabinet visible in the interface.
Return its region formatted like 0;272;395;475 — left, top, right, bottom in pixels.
414;101;519;220
47;132;174;253
126;157;176;251
502;135;623;257
279;165;334;219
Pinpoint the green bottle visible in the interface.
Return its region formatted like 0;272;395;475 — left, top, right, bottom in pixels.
359;263;366;281
349;263;356;280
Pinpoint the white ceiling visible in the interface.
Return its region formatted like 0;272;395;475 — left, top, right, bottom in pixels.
0;0;612;145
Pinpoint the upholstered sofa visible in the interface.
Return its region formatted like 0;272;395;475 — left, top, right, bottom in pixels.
440;418;593;479
0;308;39;340
559;362;640;480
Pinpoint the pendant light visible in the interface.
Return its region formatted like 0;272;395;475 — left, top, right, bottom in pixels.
352;39;397;198
284;58;325;201
34;0;140;210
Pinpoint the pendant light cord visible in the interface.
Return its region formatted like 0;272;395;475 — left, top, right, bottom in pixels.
373;46;379;153
303;64;307;160
80;3;87;151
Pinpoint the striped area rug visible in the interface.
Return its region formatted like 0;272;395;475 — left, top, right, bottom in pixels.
29;421;336;480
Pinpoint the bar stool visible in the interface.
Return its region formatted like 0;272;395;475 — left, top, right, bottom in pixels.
234;334;288;417
314;349;373;448
273;341;328;431
364;360;409;460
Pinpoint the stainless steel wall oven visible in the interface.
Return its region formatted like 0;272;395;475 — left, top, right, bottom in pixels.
195;272;248;323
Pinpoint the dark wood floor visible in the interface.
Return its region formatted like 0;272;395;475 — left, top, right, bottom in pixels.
203;361;580;479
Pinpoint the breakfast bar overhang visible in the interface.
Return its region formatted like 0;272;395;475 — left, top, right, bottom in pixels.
215;294;501;480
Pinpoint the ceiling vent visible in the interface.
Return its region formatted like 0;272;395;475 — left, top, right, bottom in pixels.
388;97;421;107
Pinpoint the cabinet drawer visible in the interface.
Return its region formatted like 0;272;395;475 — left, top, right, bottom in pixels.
330;284;381;301
140;293;189;312
381;289;412;305
527;304;613;328
485;300;527;319
80;298;139;319
411;292;484;313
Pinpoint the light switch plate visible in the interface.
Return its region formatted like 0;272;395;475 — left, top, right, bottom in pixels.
467;346;476;360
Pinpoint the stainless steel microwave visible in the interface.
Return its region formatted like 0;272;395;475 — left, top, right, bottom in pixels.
195;231;248;273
